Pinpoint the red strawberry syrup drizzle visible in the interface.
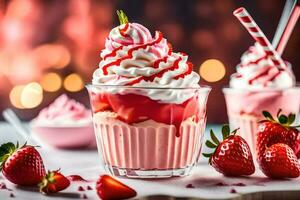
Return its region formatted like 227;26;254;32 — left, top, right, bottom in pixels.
0;182;7;189
240;56;267;68
78;186;85;191
0;182;12;191
86;186;93;190
230;188;237;194
186;184;195;188
119;23;130;38
239;54;284;86
102;31;192;83
215;182;229;186
215;182;247;187
103;46;123;60
232;183;246;187
67;175;89;182
102;32;163;75
125;57;182;86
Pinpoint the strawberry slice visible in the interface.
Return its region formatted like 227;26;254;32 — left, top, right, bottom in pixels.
90;92;111;113
107;93;153;123
39;170;70;194
96;175;137;200
90;91;199;136
107;93;198;133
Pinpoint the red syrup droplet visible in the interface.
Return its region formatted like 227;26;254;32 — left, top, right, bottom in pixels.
0;182;7;189
215;182;228;186
82;194;88;199
78;186;85;192
230;188;237;194
67;175;88;182
232;183;246;187
86;186;93;190
185;184;195;188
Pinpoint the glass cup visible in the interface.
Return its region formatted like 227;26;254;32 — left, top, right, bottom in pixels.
86;84;211;178
223;86;300;158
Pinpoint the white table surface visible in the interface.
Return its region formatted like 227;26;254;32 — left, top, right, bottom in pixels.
0;122;300;200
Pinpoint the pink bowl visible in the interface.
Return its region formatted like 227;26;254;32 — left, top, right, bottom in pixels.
31;124;97;149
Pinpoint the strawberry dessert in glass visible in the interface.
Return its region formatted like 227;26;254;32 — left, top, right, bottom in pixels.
86;11;211;178
223;43;300;155
223;8;300;157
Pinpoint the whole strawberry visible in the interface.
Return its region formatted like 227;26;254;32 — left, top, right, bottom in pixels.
0;142;46;186
203;125;255;176
256;110;299;162
39;170;70;194
260;143;300;179
96;174;137;200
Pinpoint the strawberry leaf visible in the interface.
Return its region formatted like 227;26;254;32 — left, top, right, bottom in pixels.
210;130;220;145
222;124;230;140
232;128;240;135
262;111;274;121
276;109;282;118
0;142;16;169
287;113;296;125
202;153;213;165
202;153;213;158
205;140;217;149
278;114;288;124
116;10;129;25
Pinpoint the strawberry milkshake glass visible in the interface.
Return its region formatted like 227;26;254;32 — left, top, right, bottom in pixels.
86;11;211;178
224;7;300;158
223;43;300;156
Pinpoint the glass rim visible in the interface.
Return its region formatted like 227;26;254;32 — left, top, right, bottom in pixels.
86;83;211;92
222;83;300;93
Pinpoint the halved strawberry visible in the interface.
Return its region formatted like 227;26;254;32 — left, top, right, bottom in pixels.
256;109;300;162
90;92;111;113
39;170;70;194
107;93;199;134
203;125;255;176
96;175;136;200
0;142;46;186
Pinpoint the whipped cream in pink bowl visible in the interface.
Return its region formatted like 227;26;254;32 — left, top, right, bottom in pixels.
32;94;92;127
31;94;96;149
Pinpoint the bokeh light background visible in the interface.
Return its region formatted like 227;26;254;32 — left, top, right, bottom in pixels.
0;0;299;123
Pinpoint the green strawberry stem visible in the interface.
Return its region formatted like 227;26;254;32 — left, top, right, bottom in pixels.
262;109;298;128
116;10;129;25
203;124;239;164
0;142;18;170
38;170;59;192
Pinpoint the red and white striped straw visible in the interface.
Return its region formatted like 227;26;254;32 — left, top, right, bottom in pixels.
233;7;287;69
277;6;300;55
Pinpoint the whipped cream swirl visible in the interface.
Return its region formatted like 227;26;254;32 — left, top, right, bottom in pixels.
230;43;295;89
33;94;92;126
92;23;200;104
